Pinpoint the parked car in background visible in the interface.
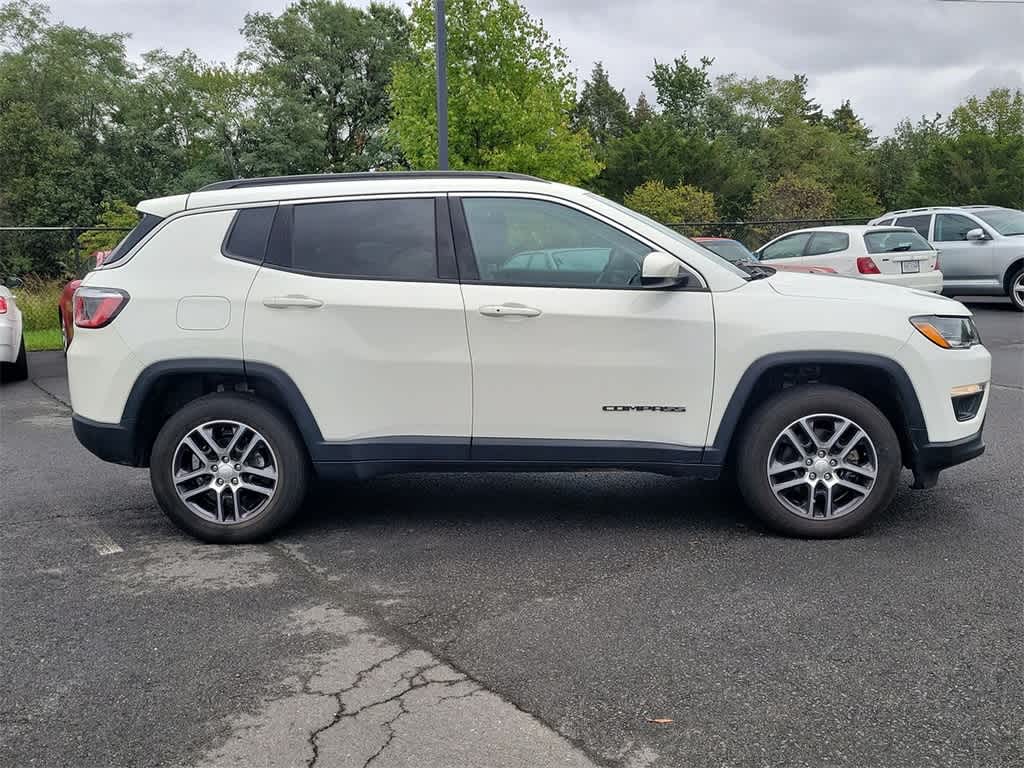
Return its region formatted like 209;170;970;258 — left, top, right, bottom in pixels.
59;251;109;352
0;278;28;383
755;226;943;292
869;206;1024;311
693;237;837;274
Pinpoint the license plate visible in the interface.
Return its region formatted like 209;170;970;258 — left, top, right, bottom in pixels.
902;260;920;273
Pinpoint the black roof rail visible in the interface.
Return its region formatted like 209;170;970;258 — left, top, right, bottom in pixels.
198;170;546;192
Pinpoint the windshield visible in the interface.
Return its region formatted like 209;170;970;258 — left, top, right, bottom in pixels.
697;240;756;263
584;192;750;279
864;230;933;254
974;208;1024;236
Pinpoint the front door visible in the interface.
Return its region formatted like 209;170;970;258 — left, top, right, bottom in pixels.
452;194;715;465
932;212;995;288
244;196;472;461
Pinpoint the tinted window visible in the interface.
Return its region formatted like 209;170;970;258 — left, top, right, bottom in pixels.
934;213;981;242
461;198;651;287
864;230;933;254
224;207;276;263
287;199;436;279
974;208;1024;236
760;233;812;260
877;218;895;226
894;214;932;239
102;213;163;266
806;232;849;256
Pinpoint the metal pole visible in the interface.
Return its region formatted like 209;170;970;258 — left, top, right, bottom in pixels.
434;0;449;170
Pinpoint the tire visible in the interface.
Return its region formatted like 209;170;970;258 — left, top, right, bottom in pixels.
149;393;309;543
60;309;69;354
1008;266;1024;312
734;385;901;538
0;336;28;383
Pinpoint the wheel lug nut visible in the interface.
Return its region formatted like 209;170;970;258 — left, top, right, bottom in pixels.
222;456;229;462
809;473;817;480
824;473;832;480
216;478;224;486
805;459;813;466
211;465;218;472
818;451;826;458
234;464;241;471
830;459;837;466
231;478;239;485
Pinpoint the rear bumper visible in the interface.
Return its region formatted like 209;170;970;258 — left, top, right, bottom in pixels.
0;319;18;363
72;413;142;466
909;425;985;489
874;270;944;293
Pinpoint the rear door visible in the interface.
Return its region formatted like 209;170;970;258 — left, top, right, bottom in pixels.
243;196;472;460
452;194;715;463
800;231;851;272
862;229;937;276
932;212;995;286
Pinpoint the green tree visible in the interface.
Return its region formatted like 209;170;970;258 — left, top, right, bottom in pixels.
390;0;600;183
77;200;138;256
573;61;631;148
240;0;410;172
749;174;836;241
632;92;654;127
624;180;716;229
649;53;713;132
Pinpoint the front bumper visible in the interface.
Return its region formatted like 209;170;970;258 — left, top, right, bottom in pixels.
72;413;143;466
909;424;985;489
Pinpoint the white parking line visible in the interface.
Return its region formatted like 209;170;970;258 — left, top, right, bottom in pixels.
81;525;124;556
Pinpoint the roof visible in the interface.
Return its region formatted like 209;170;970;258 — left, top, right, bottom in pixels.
874;204;1010;219
774;225;917;236
138;171;561;218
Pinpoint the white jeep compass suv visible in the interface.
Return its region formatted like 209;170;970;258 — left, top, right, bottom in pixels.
68;172;991;543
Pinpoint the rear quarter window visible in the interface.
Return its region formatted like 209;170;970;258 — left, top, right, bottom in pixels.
102;214;164;266
223;207;277;264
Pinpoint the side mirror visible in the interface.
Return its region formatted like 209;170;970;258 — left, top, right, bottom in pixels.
965;228;987;241
641;251;689;288
4;276;23;288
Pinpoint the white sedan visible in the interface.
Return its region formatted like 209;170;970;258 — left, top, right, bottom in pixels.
755;225;943;292
0;282;28;383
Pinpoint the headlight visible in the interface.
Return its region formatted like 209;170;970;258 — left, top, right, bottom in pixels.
910;315;981;349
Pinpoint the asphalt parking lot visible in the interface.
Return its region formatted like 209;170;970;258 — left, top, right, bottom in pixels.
2;299;1021;768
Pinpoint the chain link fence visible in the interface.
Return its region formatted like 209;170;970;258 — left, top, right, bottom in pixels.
2;216;870;351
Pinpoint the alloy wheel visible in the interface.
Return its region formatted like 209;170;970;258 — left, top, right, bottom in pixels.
1013;272;1024;309
766;413;878;520
171;420;278;524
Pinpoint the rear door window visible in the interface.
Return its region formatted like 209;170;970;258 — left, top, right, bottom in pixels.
934;213;981;242
894;214;932;239
805;232;849;256
275;198;437;280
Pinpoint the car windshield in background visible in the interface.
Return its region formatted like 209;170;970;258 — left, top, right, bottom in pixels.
974;208;1024;236
864;230;933;254
584;193;751;279
698;240;756;263
102;214;163;266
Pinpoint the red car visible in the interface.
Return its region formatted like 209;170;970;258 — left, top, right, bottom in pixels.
59;250;108;352
693;237;837;274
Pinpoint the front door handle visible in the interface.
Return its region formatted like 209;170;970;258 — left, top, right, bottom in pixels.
262;295;324;309
479;303;542;318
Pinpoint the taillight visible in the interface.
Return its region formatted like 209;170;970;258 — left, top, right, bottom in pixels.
73;287;129;328
856;257;881;275
0;296;7;314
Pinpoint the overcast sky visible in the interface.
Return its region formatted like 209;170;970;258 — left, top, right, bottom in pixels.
44;0;1024;135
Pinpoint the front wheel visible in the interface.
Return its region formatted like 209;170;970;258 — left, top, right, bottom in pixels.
735;385;901;538
1009;266;1024;312
149;393;309;543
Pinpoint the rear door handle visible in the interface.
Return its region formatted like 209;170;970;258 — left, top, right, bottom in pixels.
262;295;324;309
479;303;542;318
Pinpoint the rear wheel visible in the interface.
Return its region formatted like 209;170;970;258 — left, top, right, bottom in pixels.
60;309;69;354
149;393;309;543
0;336;28;383
735;385;901;538
1009;266;1024;312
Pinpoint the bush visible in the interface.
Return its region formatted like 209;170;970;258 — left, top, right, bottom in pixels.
624;180;717;234
749;174;836;242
